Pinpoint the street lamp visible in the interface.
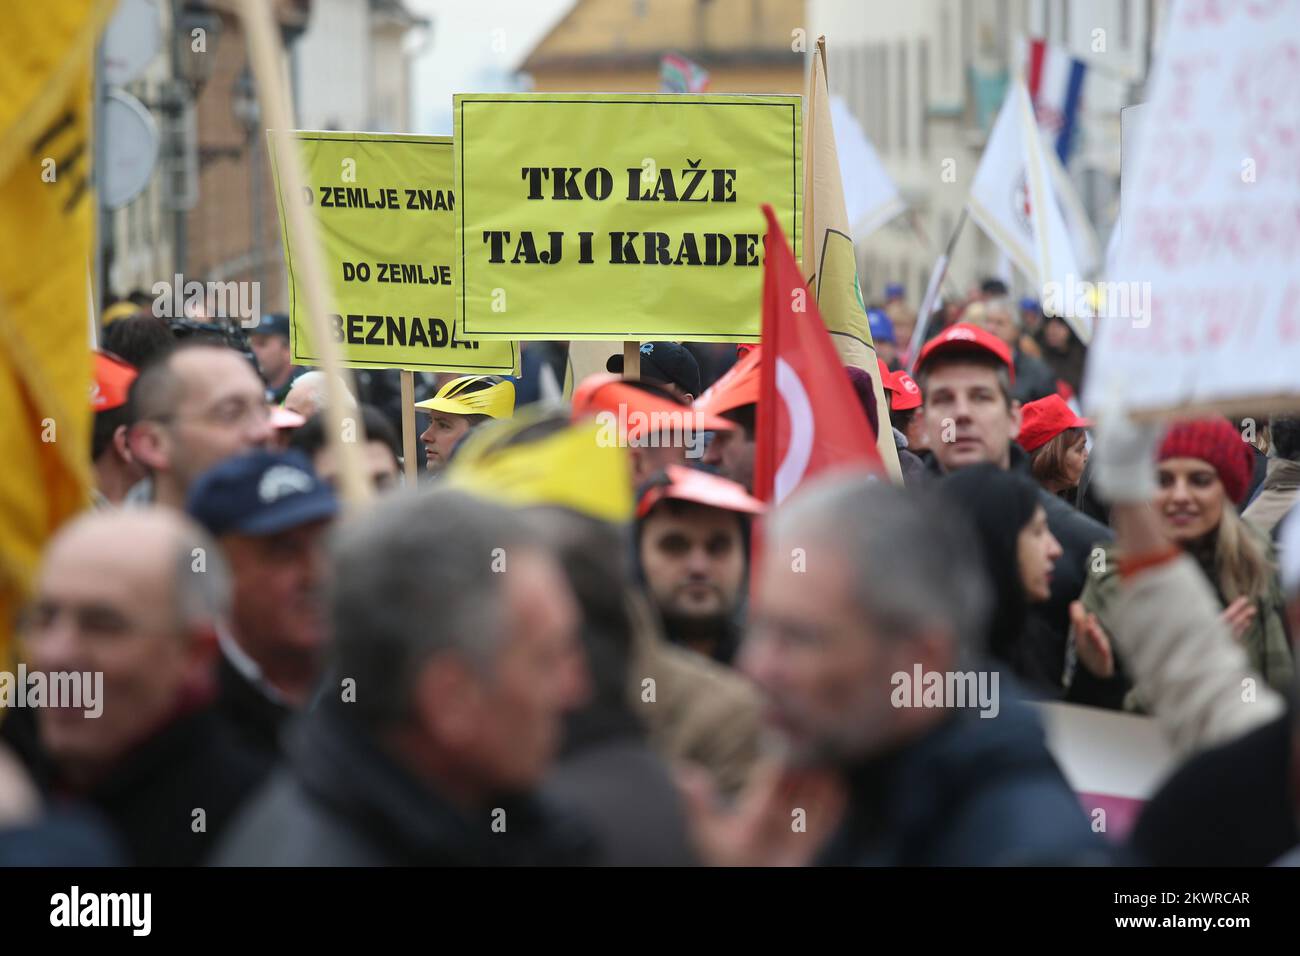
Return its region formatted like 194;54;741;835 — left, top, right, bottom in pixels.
174;0;222;94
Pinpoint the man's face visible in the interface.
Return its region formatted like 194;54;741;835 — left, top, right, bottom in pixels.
221;519;331;670
420;412;471;473
741;534;915;765
982;308;1019;348
922;363;1021;472
876;341;898;367
314;441;400;492
628;440;688;485
140;349;272;492
23;522;210;775
250;333;290;382
639;503;746;620
460;550;587;792
702;428;755;491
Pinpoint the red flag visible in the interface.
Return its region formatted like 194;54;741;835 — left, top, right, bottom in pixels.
754;204;883;505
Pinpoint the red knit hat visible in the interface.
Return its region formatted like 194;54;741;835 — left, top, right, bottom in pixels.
1157;418;1254;504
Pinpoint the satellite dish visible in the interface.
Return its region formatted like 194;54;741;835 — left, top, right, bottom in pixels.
102;90;160;210
102;0;162;86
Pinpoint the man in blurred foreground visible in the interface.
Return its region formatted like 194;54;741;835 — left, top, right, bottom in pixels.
17;509;266;865
681;476;1101;865
215;489;593;865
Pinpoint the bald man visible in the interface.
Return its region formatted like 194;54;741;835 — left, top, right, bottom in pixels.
12;508;268;865
126;343;274;509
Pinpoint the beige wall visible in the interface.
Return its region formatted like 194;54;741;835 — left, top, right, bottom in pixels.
528;64;803;94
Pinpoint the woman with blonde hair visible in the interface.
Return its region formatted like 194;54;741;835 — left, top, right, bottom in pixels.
1070;418;1294;706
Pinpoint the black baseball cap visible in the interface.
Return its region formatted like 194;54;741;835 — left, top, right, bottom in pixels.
606;342;702;398
187;450;338;537
251;313;291;340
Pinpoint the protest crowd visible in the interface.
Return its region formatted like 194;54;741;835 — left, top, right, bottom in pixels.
4;0;1300;877
3;275;1299;868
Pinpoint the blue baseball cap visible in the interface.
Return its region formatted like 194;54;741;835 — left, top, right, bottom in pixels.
1019;297;1040;312
884;282;905;299
187;450;338;537
251;313;290;339
867;308;896;345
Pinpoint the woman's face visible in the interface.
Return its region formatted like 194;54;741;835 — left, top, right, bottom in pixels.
1061;431;1089;489
1017;505;1063;602
1155;458;1225;543
1044;317;1071;350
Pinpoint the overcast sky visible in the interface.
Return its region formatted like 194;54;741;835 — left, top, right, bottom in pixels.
406;0;573;134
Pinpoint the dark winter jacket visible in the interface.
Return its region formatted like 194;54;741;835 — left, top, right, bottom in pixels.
46;707;269;866
214;704;595;866
814;695;1103;865
1130;711;1297;866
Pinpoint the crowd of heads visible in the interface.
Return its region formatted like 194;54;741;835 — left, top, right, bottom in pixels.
4;283;1298;868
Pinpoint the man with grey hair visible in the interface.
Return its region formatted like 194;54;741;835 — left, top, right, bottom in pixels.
681;475;1099;866
215;488;593;865
282;369;357;420
973;296;1057;404
6;508;268;865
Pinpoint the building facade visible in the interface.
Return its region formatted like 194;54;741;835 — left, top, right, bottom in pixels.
520;0;807;94
806;0;1165;308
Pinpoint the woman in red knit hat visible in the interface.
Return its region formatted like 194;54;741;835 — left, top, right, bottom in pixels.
1069;417;1294;706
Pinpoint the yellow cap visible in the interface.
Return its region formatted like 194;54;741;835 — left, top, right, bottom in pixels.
415;375;515;419
445;410;633;524
102;300;142;325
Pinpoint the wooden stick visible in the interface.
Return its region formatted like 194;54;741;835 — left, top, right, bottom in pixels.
400;370;418;484
235;0;371;507
623;340;640;379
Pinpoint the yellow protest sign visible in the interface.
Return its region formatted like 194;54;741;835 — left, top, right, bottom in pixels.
453;93;801;342
268;131;519;373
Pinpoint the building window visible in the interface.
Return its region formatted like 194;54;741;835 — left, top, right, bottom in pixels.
879;44;890;153
919;38;929;150
898;41;908;152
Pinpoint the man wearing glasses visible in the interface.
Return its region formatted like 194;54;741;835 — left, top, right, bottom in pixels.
126;342;274;510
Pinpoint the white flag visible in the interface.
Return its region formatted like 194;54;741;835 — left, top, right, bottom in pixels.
828;96;906;241
966;81;1091;342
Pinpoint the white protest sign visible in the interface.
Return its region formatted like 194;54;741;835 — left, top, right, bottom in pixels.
1084;1;1300;416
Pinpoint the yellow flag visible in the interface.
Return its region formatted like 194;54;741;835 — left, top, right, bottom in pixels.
0;1;114;674
446;411;634;525
802;37;903;483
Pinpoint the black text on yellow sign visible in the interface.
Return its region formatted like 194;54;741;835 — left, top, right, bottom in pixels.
267;131;519;373
453;93;802;342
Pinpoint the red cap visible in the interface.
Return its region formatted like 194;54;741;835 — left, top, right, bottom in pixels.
877;359;922;412
1017;395;1090;452
694;346;760;418
915;322;1015;384
571;373;736;439
636;464;765;520
92;351;137;412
